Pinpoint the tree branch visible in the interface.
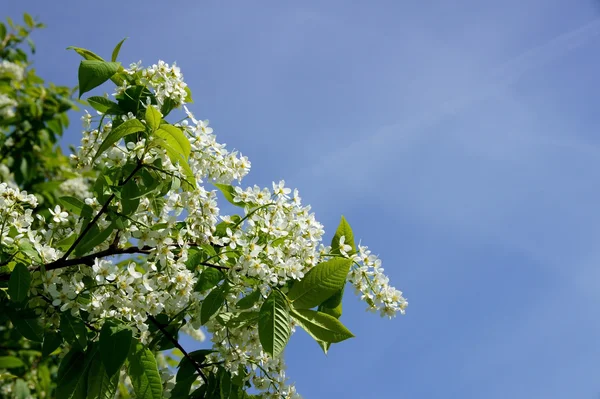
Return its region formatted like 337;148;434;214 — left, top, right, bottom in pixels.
147;314;208;384
61;161;143;260
0;244;228;281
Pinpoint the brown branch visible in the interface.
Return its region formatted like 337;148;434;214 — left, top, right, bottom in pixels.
61;161;143;260
147;315;208;384
0;243;228;281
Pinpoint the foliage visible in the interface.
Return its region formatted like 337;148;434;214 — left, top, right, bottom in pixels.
0;13;408;398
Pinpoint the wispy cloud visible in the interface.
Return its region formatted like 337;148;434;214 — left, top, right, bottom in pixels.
309;17;600;188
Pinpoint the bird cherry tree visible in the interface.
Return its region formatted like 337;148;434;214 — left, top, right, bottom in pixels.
0;13;408;399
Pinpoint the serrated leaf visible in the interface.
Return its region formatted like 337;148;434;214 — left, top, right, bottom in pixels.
157;124;190;158
8;263;30;303
258;290;291;357
331;216;356;255
60;312;87;351
87;96;120;114
290;308;354;347
287;258;352;309
127;342;163;399
154;130;195;190
78;60;121;98
99;320;132;377
195;268;224;292
318;285;344;319
200;284;228;325
0;356;24;368
220;369;232;399
111;38;127;62
145;106;162;133
87;349;119;399
58;196;85;215
93;118;145;162
42;331;63;357
56;348;87;399
236;290;261;309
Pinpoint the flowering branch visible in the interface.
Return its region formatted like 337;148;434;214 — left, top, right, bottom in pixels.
0;244;228;281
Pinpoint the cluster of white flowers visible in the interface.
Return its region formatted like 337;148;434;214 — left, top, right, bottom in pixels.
349;243;408;317
0;93;17;119
182;107;251;184
0;60;25;82
1;57;407;397
117;60;188;107
0;182;37;246
58;177;92;199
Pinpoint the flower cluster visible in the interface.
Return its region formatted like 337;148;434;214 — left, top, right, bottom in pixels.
0;182;37;246
349;243;408;317
0;60;25;82
0;92;17;119
1;53;408;398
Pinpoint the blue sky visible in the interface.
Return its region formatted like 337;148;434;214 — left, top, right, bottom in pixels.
5;0;600;397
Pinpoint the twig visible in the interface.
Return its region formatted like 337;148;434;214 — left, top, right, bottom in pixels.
147;315;208;384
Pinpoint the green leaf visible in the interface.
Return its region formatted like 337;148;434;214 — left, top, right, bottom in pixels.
318;285;345;319
0;356;25;369
195;268;224;292
226;311;260;329
14;379;30;399
184;86;193;103
56;348;87;399
235;289;261;310
153;129;195;190
170;374;196;399
87;349;119;399
75;222;116;256
290;308;354;346
60;312;88;351
200;284;228;325
58;196;85;215
78;60;121;98
87;96;120;114
111;38;127;62
220;369;232;399
157;124;190;158
258;290;291;357
93;118;145;162
38;364;51;396
331;216;356;255
7;309;43;342
42;331;63;357
23;13;34;28
176;349;214;382
99;320;132;377
145;106;162;133
127;342;163;399
287;258;352;309
214;184;245;207
8;263;30;303
68;47;104;61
